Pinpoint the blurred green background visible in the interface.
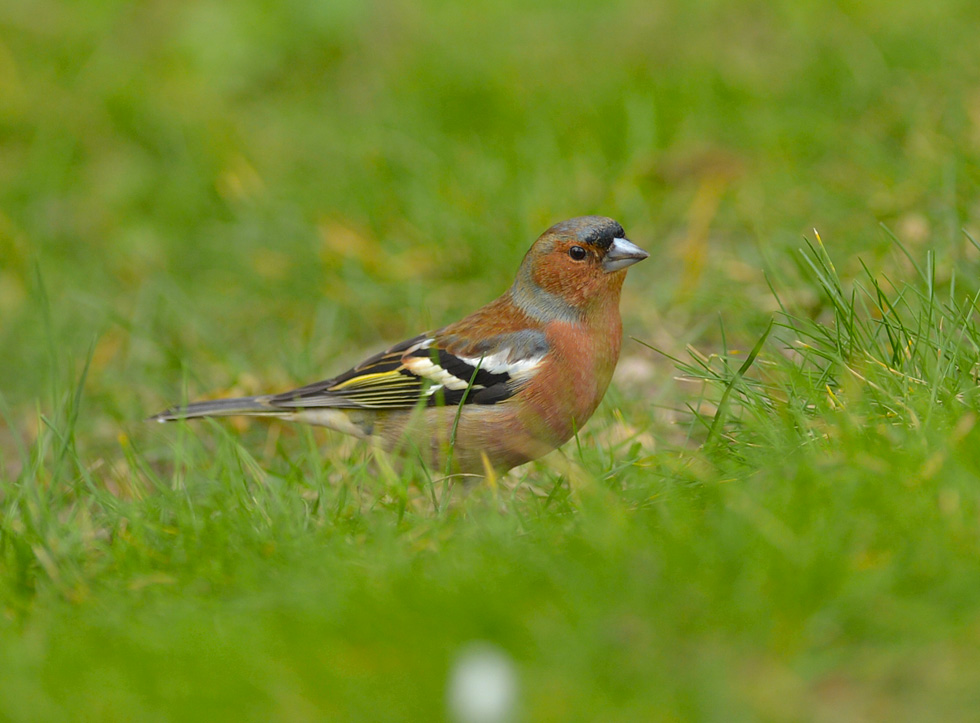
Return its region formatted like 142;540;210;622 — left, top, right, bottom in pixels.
3;0;980;720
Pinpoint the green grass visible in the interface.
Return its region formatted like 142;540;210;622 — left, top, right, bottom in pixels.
4;0;980;719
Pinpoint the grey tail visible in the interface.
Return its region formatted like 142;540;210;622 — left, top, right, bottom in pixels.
149;396;285;423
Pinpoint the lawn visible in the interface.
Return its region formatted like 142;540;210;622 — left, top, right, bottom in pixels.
3;0;980;720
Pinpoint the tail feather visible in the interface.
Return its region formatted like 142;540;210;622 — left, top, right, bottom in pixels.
150;396;286;422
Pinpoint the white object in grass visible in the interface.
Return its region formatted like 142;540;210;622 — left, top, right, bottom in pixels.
447;642;518;723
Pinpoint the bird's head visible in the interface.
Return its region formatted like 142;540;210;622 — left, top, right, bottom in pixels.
512;216;648;320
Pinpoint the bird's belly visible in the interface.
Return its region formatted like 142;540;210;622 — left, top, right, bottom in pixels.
375;405;553;475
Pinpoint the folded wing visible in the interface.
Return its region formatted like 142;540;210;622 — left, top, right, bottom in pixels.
269;330;548;411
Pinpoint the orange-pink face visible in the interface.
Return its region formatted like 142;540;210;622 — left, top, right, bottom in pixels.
526;216;648;309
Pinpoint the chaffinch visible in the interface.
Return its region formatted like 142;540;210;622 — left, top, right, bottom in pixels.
153;216;648;475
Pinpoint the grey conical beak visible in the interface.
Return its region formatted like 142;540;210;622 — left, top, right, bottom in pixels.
603;237;649;272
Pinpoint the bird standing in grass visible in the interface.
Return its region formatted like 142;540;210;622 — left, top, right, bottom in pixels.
152;216;648;475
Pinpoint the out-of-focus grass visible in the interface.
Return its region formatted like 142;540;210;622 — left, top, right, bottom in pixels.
3;0;980;720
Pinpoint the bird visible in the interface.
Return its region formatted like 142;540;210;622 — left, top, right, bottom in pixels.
152;216;648;476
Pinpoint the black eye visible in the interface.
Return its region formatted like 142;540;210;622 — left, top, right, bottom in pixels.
568;245;587;261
